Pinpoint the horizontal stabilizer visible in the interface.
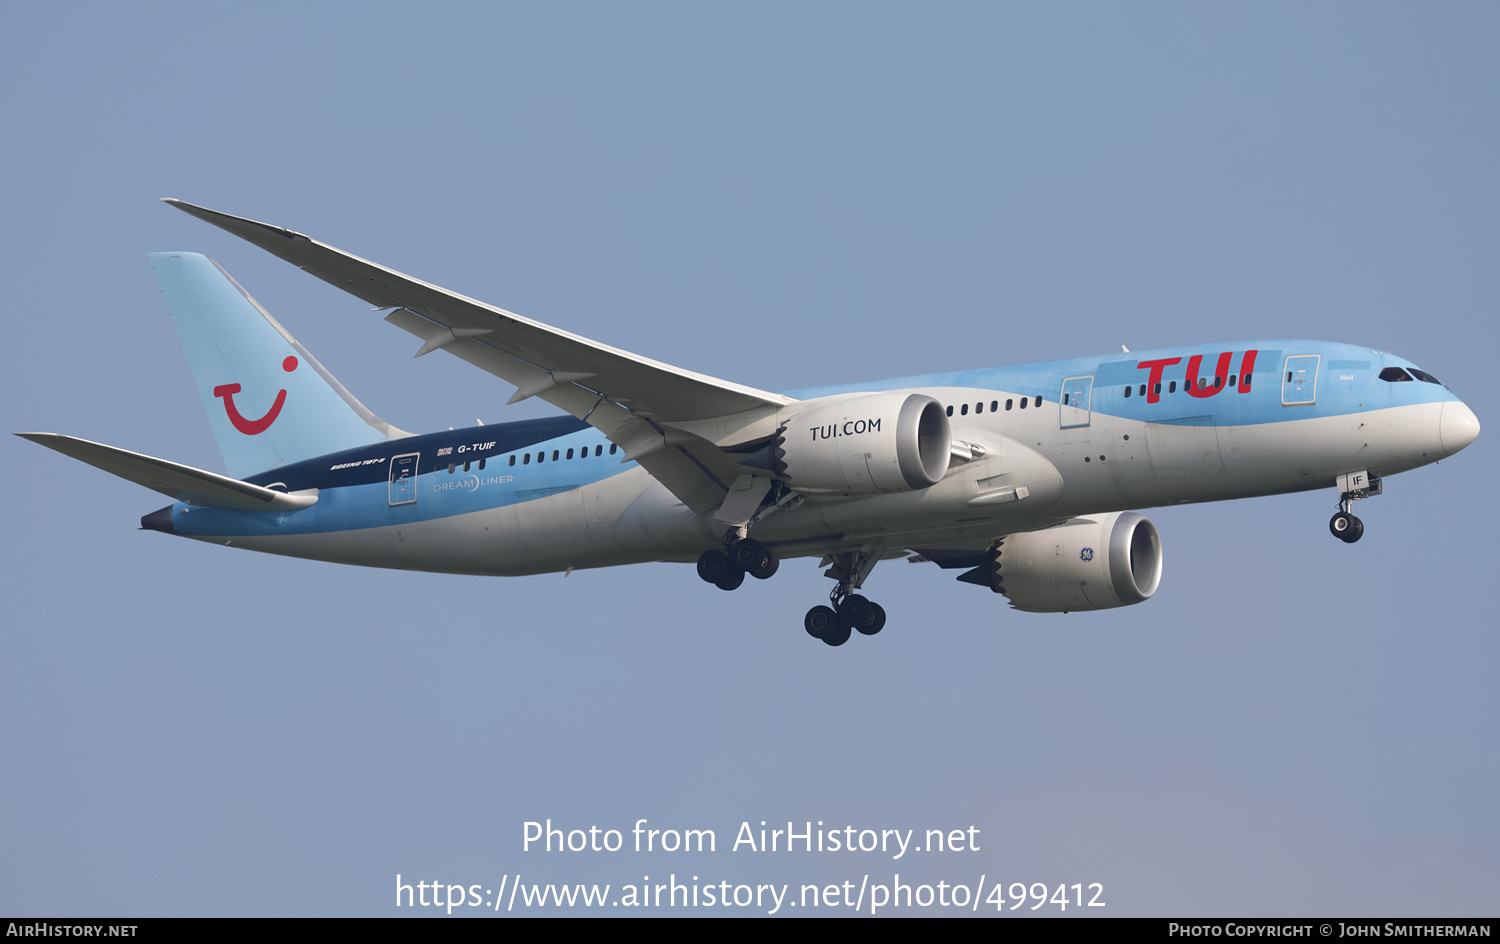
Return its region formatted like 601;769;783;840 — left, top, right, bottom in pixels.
17;433;318;511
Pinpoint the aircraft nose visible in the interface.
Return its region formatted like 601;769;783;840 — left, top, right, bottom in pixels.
1440;399;1480;457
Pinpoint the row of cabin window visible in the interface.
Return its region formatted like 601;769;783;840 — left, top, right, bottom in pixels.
942;379;1255;413
511;443;617;466
445;442;619;474
945;397;1042;417
446;457;488;474
435;368;1441;474
1123;373;1253;398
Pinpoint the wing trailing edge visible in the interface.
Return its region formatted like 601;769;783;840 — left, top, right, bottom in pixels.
160;199;792;422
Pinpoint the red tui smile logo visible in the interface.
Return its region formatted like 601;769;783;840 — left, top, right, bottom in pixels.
214;356;297;435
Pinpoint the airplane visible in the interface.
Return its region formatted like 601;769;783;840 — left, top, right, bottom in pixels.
19;200;1481;647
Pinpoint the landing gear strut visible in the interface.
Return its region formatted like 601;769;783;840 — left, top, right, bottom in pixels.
803;549;887;647
696;538;779;590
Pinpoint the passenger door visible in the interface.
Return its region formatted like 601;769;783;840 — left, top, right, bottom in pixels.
388;453;420;505
1060;376;1094;429
1282;355;1320;406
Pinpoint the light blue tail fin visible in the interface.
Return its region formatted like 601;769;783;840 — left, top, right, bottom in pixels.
148;252;408;478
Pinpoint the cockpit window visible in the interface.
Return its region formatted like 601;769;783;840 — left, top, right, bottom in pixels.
1379;367;1413;382
1408;368;1443;385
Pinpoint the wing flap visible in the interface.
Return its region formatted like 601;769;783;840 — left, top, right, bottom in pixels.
382;307;739;513
18;433;318;512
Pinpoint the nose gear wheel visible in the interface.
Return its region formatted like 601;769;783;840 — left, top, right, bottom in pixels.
1330;510;1364;543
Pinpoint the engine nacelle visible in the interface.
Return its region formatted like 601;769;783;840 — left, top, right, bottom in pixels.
771;392;951;495
993;512;1163;612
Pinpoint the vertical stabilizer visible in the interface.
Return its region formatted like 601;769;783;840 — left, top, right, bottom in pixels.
148;252;408;478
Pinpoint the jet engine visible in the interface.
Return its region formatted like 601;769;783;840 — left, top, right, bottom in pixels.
984;512;1163;612
746;392;952;496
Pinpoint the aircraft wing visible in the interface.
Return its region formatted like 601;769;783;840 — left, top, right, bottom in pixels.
164;199;795;514
17;433;318;512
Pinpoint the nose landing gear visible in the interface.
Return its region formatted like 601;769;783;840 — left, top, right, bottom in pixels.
1328;470;1381;544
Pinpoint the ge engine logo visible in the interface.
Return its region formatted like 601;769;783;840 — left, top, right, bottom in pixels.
1079;547;1094;562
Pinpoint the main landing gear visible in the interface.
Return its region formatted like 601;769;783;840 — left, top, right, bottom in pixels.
804;591;886;647
696;540;890;648
803;549;886;648
696;538;780;591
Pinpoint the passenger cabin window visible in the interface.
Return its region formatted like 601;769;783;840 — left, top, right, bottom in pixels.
1005;399;1013;410
1168;381;1176;393
990;400;998;412
945;405;953;416
960;404;968;415
1124;385;1132;397
1034;395;1041;408
1019;397;1027;409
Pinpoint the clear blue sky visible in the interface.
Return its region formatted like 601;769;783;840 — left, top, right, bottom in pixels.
3;2;1496;916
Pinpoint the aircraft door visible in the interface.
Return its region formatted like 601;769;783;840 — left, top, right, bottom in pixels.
388;452;420;505
1282;355;1320;406
1060;376;1094;429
